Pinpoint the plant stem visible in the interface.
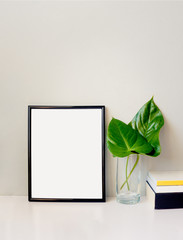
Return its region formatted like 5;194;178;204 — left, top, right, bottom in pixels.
126;155;130;191
120;154;140;190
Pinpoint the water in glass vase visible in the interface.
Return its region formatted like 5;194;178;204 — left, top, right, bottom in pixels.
116;154;141;204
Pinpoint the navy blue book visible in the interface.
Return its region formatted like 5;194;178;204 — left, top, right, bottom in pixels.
146;181;183;209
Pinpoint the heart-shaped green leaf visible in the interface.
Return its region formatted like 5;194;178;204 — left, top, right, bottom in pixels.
107;118;153;158
129;97;164;157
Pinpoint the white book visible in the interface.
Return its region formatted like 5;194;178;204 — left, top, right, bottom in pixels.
146;175;183;193
147;171;183;186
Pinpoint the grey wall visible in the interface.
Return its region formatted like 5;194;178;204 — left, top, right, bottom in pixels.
1;1;183;196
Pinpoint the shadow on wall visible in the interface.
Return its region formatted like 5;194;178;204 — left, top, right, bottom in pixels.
148;116;183;171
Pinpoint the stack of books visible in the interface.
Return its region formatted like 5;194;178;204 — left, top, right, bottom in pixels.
146;171;183;209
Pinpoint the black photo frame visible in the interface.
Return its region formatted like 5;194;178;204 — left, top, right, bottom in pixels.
28;106;105;202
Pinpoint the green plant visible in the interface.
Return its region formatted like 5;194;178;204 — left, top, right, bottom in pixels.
107;97;164;190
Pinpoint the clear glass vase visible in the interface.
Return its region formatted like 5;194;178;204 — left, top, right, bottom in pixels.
116;154;141;204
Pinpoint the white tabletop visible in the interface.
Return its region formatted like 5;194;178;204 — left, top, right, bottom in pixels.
0;196;183;240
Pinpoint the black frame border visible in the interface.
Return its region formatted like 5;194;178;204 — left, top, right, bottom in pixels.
28;105;105;202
